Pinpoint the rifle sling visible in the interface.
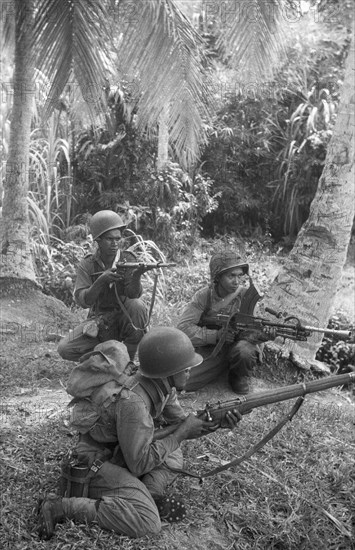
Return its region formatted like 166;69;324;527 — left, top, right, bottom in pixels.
113;274;158;331
200;395;304;479
166;396;305;481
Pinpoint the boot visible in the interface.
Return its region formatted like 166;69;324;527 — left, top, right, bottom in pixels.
37;493;65;540
154;494;187;523
228;372;249;394
37;494;98;540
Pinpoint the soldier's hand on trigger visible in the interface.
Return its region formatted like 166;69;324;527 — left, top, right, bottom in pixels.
223;409;243;429
173;413;219;442
217;327;235;343
131;265;146;278
97;267;123;285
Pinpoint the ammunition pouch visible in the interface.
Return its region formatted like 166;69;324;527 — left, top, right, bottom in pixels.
58;458;104;498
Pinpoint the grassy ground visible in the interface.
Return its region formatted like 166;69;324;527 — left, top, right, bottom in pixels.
1;372;354;550
1;246;354;550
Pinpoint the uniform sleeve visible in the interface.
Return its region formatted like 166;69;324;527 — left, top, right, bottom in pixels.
161;388;187;423
177;288;219;347
115;392;181;477
74;258;94;308
117;250;143;299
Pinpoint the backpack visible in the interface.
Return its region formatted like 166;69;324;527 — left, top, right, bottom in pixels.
66;340;137;433
59;340;137;498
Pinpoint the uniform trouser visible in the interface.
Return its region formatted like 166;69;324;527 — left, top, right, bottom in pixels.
57;298;148;361
65;434;183;537
184;338;258;391
62;462;161;538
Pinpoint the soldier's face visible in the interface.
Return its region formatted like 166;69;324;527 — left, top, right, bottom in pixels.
172;368;191;390
97;229;123;257
217;267;245;297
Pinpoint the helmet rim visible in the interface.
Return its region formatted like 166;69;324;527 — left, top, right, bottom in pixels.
217;262;249;277
210;251;249;281
89;210;126;240
138;327;203;379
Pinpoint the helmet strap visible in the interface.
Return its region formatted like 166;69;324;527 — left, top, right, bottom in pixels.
167;376;175;388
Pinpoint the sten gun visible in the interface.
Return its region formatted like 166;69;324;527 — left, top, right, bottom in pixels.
154;372;355;440
93;261;176;276
114;262;176;272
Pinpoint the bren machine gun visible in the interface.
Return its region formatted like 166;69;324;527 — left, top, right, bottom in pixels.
207;307;352;342
154;372;355;479
201;280;352;343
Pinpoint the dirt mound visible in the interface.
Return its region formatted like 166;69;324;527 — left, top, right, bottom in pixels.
0;280;83;401
0;278;82;336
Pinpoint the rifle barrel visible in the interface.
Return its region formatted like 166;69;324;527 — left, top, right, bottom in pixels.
229;373;355;416
153;373;355;440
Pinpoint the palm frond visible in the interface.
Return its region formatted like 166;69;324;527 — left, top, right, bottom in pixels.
32;0;112;120
217;0;288;84
115;0;215;168
0;0;15;50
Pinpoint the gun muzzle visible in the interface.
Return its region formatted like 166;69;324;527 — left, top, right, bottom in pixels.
305;326;352;340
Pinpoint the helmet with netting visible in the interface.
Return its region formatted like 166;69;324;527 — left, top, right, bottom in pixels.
209;251;249;281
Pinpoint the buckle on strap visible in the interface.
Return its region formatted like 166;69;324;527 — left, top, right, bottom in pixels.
90;459;104;473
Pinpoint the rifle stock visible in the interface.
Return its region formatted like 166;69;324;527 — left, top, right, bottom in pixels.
153;373;354;440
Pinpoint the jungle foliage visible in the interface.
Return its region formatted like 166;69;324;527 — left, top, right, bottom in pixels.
0;2;353;260
200;11;351;240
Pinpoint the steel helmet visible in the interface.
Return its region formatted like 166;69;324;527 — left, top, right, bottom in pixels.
138;327;202;379
89;210;126;240
210;251;249;281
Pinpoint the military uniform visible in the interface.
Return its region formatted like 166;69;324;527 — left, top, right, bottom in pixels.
58;249;148;361
177;284;261;390
37;331;210;540
64;374;186;537
177;251;266;392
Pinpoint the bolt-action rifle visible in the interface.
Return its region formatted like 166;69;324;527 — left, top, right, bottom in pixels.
154;372;355;440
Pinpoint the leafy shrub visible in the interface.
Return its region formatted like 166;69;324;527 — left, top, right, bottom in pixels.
316;313;355;373
110;162;218;257
33;238;90;307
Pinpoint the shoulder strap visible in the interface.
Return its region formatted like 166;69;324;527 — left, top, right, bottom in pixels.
199;286;213;322
131;375;172;416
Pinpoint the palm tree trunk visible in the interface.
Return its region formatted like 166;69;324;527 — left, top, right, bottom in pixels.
0;0;36;281
263;33;354;361
157;105;169;171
